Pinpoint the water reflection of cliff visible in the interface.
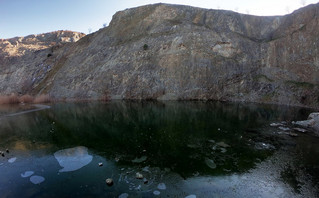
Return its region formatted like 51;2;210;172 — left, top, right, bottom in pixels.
0;101;313;177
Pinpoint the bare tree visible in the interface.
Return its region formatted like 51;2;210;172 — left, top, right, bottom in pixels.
103;23;107;28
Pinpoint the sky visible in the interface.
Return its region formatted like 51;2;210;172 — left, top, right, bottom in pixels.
0;0;318;39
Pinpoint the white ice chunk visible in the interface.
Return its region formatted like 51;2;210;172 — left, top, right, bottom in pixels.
153;190;161;195
8;157;17;163
21;171;34;178
54;146;92;172
30;175;45;184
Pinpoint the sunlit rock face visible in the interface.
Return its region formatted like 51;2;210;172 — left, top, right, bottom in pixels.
54;146;93;172
0;31;85;58
0;3;318;108
0;31;85;95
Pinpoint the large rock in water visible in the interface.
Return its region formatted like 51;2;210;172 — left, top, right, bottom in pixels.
0;3;318;108
295;112;319;134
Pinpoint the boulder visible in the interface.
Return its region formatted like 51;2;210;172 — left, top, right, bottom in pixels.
295;112;319;135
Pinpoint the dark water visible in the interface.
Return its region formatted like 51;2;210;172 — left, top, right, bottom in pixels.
0;101;318;198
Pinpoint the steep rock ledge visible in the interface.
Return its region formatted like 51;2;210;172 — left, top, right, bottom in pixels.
0;4;318;108
0;31;85;95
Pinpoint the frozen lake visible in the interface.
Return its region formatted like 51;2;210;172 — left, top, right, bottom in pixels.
0;101;318;197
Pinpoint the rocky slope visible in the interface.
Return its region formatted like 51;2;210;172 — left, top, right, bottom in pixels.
0;4;318;108
0;31;85;94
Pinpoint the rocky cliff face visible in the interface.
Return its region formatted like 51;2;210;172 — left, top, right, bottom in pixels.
0;31;85;58
0;31;85;94
0;4;318;108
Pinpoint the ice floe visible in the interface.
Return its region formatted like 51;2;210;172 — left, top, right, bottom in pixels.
8;157;17;163
54;146;92;172
30;175;45;184
153;190;160;195
21;171;34;178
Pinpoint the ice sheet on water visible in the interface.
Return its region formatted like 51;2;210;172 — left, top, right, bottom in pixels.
21;171;34;178
153;190;160;195
30;175;45;184
8;157;17;163
54;146;93;172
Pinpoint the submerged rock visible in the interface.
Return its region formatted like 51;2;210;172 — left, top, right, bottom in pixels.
279;127;290;131
219;148;227;153
54;146;93;172
142;166;151;173
157;183;166;190
205;158;217;169
216;142;230;148
293;128;307;133
134;185;141;190
255;142;275;150
132;156;147;163
185;195;197;198
118;193;129;198
289;132;299;137
270;123;284;127
187;144;200;148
